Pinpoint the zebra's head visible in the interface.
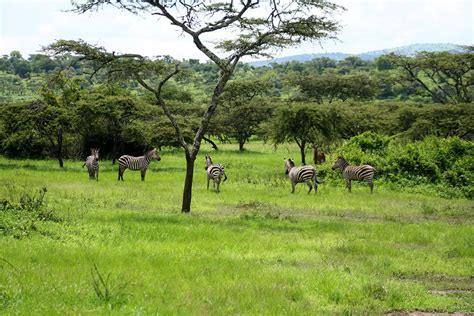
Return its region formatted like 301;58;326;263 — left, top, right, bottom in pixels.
148;148;161;161
284;158;295;174
332;156;347;170
91;148;99;161
205;155;213;170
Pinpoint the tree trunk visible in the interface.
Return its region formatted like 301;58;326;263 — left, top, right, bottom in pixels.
300;141;306;165
57;128;64;168
238;139;245;152
181;154;196;213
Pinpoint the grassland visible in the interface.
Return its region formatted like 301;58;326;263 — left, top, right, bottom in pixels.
0;142;473;314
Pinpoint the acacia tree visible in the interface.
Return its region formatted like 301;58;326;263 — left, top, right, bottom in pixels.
47;0;343;213
215;78;273;151
36;72;82;167
270;104;342;164
291;73;375;103
388;52;473;104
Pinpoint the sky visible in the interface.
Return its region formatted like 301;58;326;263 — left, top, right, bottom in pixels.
0;0;472;61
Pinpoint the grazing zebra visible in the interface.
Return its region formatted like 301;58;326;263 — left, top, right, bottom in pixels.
205;155;227;193
332;156;375;193
83;148;99;181
284;158;320;194
118;148;161;181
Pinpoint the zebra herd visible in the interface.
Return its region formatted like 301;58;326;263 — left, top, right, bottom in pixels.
83;148;375;193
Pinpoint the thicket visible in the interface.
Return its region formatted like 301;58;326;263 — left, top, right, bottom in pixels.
319;132;473;199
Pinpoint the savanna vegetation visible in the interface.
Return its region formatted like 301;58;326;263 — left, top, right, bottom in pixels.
0;0;473;313
1;143;473;314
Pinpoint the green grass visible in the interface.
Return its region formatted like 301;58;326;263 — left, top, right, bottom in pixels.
0;142;473;314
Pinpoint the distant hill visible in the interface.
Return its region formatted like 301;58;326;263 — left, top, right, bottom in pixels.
248;43;468;67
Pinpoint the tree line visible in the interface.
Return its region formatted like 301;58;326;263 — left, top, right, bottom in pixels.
0;0;472;212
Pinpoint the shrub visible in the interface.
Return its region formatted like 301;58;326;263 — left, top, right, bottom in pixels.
0;187;60;239
333;133;473;198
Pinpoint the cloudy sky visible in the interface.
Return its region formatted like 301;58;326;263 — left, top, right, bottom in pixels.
0;0;472;61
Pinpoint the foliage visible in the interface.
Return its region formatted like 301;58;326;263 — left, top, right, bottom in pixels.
212;78;274;151
269;103;344;164
387;52;474;103
331;134;474;198
0;187;60;239
291;73;376;103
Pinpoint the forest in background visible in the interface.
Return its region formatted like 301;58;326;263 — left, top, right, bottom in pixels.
0;49;473;198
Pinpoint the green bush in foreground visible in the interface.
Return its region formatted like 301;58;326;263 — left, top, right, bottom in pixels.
0;187;61;239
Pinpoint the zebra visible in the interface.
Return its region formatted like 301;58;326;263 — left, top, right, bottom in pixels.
205;155;227;193
118;148;161;181
284;158;320;194
83;148;99;181
332;156;375;193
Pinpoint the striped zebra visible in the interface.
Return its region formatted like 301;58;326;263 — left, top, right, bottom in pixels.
332;156;375;193
83;148;99;181
205;155;227;193
118;148;161;181
284;158;320;194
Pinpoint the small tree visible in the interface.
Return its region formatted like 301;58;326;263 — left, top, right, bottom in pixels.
35;72;82;167
270;104;341;164
47;0;343;212
215;78;273;151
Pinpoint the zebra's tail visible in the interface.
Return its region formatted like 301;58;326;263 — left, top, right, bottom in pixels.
82;162;86;168
314;173;323;184
223;172;228;182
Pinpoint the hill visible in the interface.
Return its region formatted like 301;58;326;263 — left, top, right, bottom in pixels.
248;43;468;67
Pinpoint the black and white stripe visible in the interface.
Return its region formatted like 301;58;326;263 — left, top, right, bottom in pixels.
332;156;375;193
83;148;99;181
118;148;161;181
205;155;227;193
284;158;320;194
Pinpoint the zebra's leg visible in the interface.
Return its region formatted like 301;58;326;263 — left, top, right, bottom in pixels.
96;169;99;181
207;176;210;191
368;180;374;193
291;182;296;193
216;179;220;193
118;167;125;181
347;180;352;193
307;181;313;194
141;169;146;181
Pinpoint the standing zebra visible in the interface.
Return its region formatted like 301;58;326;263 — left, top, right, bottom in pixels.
118;148;161;181
332;156;375;193
284;158;320;194
83;148;99;181
205;155;227;193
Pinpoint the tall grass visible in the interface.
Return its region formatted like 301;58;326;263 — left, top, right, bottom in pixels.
0;142;472;313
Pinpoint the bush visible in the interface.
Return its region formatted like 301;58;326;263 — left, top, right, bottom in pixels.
0;187;61;239
345;131;390;154
333;133;473;198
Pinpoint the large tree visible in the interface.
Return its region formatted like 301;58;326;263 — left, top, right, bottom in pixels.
47;0;343;212
388;52;473;104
